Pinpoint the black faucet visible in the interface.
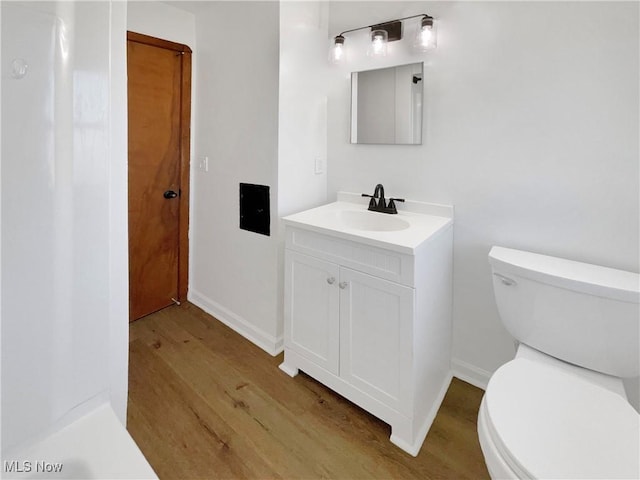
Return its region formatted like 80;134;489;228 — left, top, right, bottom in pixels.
373;184;385;206
362;184;405;214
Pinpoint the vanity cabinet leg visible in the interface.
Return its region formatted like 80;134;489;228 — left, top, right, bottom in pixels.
278;363;299;377
390;419;420;457
279;351;299;377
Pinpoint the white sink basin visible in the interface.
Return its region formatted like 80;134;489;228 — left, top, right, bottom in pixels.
334;210;410;232
282;194;453;254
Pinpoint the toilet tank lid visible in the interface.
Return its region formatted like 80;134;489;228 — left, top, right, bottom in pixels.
488;246;640;303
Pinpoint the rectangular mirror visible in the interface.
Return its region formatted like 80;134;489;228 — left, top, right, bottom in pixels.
350;62;423;145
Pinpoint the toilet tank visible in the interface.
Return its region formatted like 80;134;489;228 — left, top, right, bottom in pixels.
488;246;640;378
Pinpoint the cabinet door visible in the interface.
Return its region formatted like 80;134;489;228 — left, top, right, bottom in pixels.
285;251;340;375
339;267;414;412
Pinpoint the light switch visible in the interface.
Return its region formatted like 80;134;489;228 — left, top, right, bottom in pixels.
198;156;209;172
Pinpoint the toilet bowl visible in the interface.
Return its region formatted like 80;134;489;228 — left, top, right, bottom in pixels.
478;345;639;479
479;247;640;479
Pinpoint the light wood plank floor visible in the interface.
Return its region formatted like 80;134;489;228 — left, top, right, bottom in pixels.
127;302;490;480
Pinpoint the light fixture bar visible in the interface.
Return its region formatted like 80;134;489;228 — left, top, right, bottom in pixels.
330;13;435;64
334;13;433;39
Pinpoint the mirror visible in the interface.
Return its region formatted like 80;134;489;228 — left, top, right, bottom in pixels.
350;62;423;145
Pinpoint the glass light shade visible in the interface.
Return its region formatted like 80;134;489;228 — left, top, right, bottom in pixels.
329;35;346;64
368;29;388;57
414;16;437;51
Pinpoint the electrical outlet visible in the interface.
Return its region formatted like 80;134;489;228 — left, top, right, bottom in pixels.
314;156;325;175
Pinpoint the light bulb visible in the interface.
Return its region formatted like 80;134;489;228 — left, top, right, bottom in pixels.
419;28;433;46
368;29;388;57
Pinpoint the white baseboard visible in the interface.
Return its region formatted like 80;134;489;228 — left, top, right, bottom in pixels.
188;289;284;357
452;358;491;391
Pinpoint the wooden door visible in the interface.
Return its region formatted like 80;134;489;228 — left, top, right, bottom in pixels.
127;32;191;321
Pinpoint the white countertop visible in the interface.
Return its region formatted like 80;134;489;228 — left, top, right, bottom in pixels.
282;193;453;254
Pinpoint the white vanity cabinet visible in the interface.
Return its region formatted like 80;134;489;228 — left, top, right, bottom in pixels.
280;199;453;456
285;250;414;412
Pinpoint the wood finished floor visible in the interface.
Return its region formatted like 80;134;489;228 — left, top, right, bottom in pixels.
127;302;490;480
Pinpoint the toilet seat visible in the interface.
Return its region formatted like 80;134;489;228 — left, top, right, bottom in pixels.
483;358;640;479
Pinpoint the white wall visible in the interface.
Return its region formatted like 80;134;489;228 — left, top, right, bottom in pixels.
128;1;196;48
1;1;129;451
278;1;329;217
108;0;130;428
325;2;639;388
188;2;282;354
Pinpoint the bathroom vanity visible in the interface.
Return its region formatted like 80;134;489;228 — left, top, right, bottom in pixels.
279;193;454;456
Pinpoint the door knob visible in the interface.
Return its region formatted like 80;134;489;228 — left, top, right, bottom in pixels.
339;282;348;289
327;277;336;285
164;190;179;199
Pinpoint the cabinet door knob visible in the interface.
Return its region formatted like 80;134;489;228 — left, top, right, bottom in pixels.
327;277;336;285
339;282;348;289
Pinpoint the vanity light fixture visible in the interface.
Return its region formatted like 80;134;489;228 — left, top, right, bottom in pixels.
414;15;437;51
330;13;436;64
330;35;346;64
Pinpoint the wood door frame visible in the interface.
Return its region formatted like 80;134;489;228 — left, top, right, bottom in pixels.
127;31;192;302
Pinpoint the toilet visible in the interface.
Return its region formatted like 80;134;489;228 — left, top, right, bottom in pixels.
478;246;640;479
